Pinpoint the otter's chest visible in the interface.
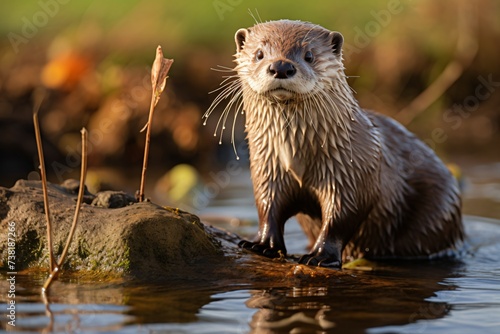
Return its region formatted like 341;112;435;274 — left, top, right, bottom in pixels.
271;122;328;188
276;139;306;187
246;103;338;187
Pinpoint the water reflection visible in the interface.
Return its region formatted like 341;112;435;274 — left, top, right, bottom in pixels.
0;275;132;332
1;217;499;333
243;260;463;333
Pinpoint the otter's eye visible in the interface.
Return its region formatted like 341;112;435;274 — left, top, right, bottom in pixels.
255;49;264;61
304;51;314;63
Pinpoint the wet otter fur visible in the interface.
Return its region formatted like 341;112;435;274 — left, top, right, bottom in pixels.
205;20;464;268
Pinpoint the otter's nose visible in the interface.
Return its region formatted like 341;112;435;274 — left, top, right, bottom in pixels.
268;60;296;79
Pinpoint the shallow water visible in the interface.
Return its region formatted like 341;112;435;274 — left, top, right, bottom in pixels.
1;161;500;333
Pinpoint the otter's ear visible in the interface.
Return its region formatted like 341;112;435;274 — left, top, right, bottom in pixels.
329;31;344;56
235;28;249;53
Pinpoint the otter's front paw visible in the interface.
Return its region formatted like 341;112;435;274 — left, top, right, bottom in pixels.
299;253;342;268
238;240;285;258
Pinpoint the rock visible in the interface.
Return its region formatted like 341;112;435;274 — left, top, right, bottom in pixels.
0;179;224;279
90;190;137;208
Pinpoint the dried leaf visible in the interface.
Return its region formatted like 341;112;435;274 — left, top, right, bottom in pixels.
151;45;173;106
139;46;173;133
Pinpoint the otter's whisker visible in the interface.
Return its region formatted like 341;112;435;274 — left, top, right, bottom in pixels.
211;65;237;73
230;98;245;160
214;83;243;145
279;105;293;131
281;102;295;130
248;8;263;25
209;74;241;93
207;82;238;102
214;109;228;140
204;79;241;121
215;74;241;88
286;101;300;132
302;24;322;46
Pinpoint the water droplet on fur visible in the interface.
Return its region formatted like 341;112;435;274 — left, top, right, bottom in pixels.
213;133;217;137
223;126;226;130
350;159;353;163
219;141;222;145
236;156;240;160
203;121;207;126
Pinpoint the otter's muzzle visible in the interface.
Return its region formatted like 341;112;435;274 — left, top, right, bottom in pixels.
268;60;296;79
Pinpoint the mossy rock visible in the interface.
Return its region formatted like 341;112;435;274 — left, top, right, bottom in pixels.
0;180;223;279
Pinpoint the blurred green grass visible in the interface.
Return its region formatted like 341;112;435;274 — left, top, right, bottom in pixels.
0;0;440;57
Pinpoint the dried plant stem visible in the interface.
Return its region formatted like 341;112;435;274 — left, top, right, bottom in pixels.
33;94;56;272
138;95;157;202
137;45;173;202
42;128;88;293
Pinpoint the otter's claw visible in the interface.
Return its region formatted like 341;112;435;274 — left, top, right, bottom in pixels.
238;240;283;258
299;254;342;268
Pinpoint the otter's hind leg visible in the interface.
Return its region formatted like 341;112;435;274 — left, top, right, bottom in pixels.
392;175;464;257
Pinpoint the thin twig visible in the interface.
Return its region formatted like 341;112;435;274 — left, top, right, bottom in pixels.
138;93;157;202
395;0;478;125
33;90;56;272
42;128;88;293
138;45;173;202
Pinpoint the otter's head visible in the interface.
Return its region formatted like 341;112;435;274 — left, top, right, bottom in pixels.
234;20;344;102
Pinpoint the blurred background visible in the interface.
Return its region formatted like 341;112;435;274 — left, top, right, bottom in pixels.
0;0;498;213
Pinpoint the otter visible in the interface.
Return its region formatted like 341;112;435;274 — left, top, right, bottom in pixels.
204;20;464;268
